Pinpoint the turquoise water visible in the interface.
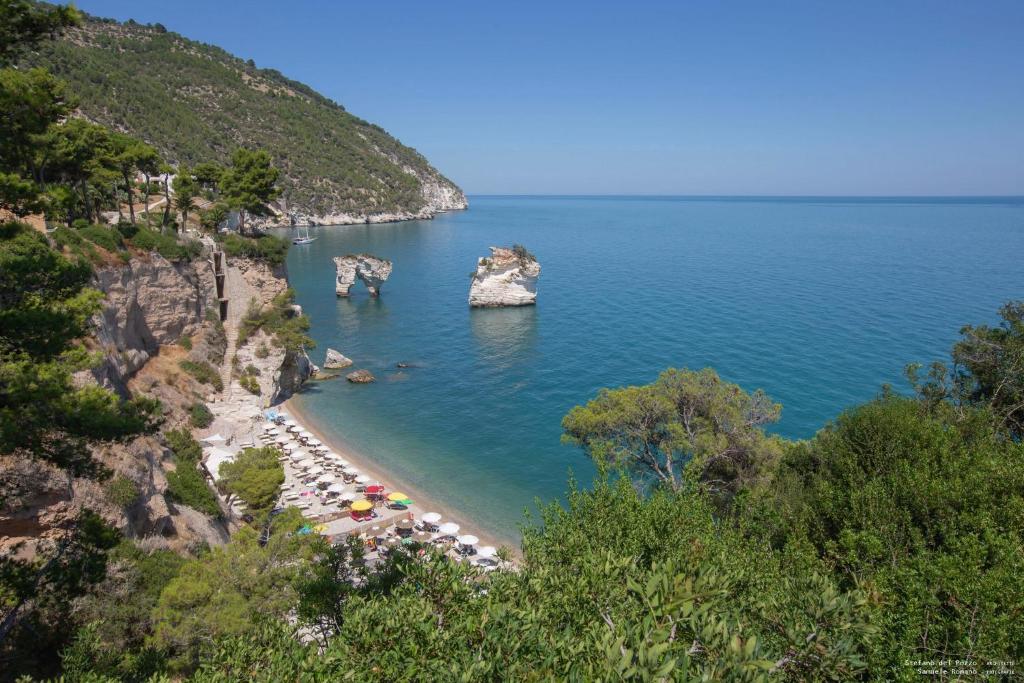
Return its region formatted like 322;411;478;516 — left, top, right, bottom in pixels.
283;196;1024;545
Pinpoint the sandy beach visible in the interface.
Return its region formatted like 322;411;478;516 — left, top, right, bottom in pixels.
283;396;518;556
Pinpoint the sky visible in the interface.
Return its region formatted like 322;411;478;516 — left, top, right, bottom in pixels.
75;0;1024;196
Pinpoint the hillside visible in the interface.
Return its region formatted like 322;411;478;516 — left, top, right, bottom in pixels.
23;15;467;224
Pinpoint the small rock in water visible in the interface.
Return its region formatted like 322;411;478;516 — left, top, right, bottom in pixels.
324;348;353;369
346;369;375;384
396;361;414;368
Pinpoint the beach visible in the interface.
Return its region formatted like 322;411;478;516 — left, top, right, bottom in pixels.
283;395;517;555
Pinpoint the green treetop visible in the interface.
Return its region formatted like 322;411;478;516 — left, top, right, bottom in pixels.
219;148;280;234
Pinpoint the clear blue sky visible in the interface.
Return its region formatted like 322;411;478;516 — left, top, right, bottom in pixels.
75;0;1023;195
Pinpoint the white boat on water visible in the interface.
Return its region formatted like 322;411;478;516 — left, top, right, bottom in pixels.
292;225;316;245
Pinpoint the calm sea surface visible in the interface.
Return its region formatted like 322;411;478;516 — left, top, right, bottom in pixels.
282;196;1024;544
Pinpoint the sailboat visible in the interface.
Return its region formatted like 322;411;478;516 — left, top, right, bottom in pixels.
292;225;316;245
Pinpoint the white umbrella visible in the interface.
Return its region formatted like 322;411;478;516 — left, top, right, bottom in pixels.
438;522;460;535
421;512;442;524
316;473;336;484
307;465;325;476
284;420;298;428
299;430;313;440
296;458;315;470
327;483;345;494
457;535;479;547
289;451;306;462
307;437;321;445
476;545;497;558
275;437;289;445
342;465;358;474
354;474;371;484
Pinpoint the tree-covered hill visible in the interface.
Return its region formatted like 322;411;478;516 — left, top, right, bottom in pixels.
23;15;467;222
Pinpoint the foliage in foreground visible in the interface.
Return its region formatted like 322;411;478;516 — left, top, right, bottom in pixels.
163;429;220;518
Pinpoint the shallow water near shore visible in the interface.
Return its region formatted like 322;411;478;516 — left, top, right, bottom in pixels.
280;195;1024;545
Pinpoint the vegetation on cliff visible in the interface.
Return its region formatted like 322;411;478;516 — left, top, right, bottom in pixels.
23;14;464;218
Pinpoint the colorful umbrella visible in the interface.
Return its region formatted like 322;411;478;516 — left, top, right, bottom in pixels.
350;500;372;512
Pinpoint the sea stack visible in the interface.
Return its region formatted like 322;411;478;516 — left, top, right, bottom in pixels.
468;245;540;307
324;348;353;369
334;254;393;297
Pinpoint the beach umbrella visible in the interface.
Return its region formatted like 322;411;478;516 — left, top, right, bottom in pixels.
307;465;324;475
327;483;345;493
457;535;479;547
365;484;385;495
276;437;289;446
308;438;322;447
263;425;278;433
387;491;409;502
476;545;497;558
289;451;306;461
296;458;315;469
299;430;313;440
342;465;358;474
438;522;460;535
316;473;335;484
284;420;297;427
354;475;371;484
382;537;401;548
413;531;433;543
396;519;415;531
351;500;372;512
421;512;442;524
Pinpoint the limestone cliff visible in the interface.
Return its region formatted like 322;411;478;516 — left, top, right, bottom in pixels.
334;254;393;297
1;247;311;558
468;246;541;307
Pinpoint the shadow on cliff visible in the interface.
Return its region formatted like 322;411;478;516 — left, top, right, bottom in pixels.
470;306;539;367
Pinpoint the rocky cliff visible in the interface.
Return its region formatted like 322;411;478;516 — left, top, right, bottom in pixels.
469;246;541;307
1;247;312;558
334;254;393;297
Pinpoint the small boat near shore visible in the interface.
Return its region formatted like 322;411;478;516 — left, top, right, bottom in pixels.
292;225;316;245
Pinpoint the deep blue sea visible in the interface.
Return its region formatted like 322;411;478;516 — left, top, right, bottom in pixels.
283;196;1024;544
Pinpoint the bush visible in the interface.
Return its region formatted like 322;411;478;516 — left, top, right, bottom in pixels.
164;428;220;518
128;226;201;261
237;290;313;353
106;475;140;508
179;334;192;351
220;233;288;266
116;220;138;239
239;375;260;395
77;224;123;252
243;364;259;376
255;343;269;359
189;402;213;428
179;360;224;392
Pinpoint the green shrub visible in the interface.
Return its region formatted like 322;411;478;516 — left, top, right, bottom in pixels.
243;364;259;376
220;233;288;266
51;225;100;264
237;290;313;352
116;220;138;239
164;428;220;517
189;401;213;428
128;226;201;261
239;374;260;395
179;334;192;351
106;475;140;508
78;223;124;252
179;360;223;392
255;343;270;359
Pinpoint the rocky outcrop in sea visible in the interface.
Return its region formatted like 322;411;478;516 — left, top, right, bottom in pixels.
468;246;541;307
334;254;393;297
324;348;353;369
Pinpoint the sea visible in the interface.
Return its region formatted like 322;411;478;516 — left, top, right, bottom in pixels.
281;195;1024;545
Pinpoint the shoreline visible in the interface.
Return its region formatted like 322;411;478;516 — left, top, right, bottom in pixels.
283;394;520;557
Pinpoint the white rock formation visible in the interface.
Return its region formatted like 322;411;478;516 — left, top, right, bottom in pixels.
334;254;393;297
324;348;353;369
468;246;541;307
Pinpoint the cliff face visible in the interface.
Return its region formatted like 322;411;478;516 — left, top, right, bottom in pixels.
90;254;214;394
469;247;541;307
0;249;310;557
